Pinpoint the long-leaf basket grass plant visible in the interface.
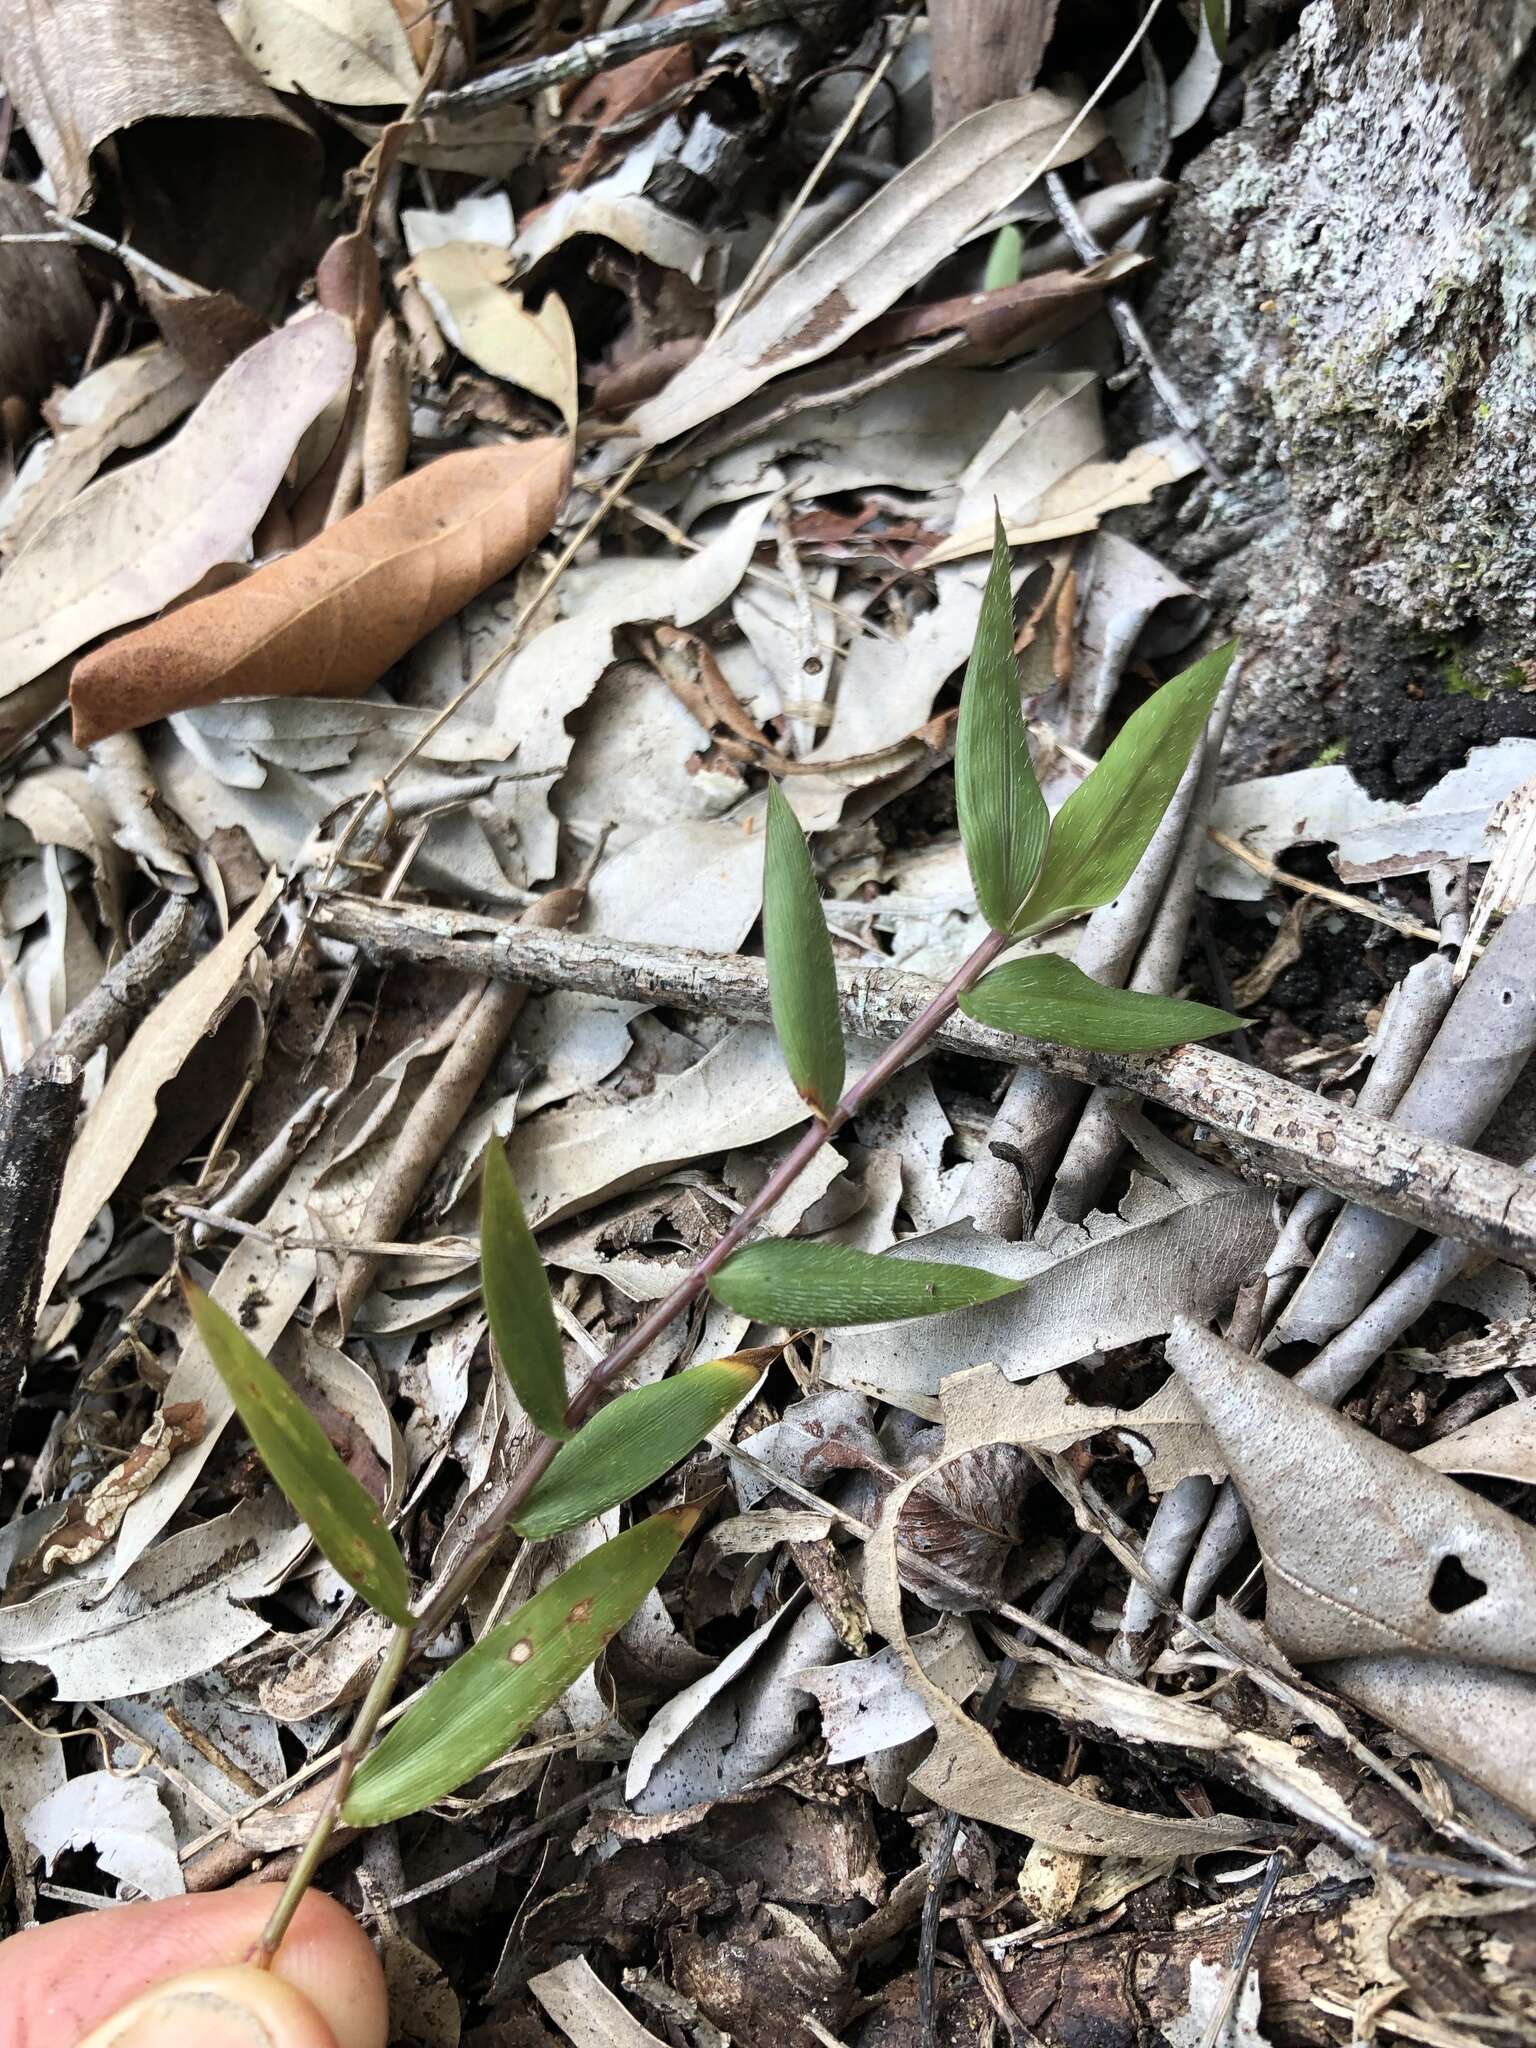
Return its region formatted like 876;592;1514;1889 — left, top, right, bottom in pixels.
183;512;1241;1962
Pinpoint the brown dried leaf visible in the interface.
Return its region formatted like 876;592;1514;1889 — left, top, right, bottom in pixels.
35;1402;204;1575
0;317;354;718
70;439;572;743
854;253;1145;363
1168;1320;1536;1672
0;181;95;409
557;0;694;190
0;0;320;308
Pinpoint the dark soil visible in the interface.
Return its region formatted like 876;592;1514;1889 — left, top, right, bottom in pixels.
1345;662;1536;802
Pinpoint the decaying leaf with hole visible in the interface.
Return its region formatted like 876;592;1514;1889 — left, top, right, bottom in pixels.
1168;1320;1536;1672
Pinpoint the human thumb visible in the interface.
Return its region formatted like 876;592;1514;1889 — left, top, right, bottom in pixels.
74;1965;342;2048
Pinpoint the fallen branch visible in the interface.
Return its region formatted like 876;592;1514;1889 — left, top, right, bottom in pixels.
31;893;201;1072
310;895;1536;1269
421;0;800;118
0;1060;82;1462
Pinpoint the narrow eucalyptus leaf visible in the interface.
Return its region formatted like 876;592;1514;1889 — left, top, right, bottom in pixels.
515;1356;763;1541
763;782;845;1117
1204;0;1229;60
955;511;1048;934
343;1508;696;1825
1017;641;1235;935
481;1139;571;1439
961;953;1241;1052
984;223;1024;290
708;1239;1023;1328
183;1283;412;1626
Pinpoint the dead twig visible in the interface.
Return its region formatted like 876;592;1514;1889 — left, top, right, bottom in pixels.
31;893;201;1073
0;1060;82;1462
307;895;1536;1269
1044;170;1226;483
422;0;799;119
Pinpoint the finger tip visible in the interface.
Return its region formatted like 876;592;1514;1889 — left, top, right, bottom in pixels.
75;1964;341;2048
267;1890;389;2048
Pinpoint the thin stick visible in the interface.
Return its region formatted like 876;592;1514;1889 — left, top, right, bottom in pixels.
308;897;1536;1269
712;9;915;336
1197;1849;1289;2048
1044;172;1225;483
14;212;207;297
422;0;794;118
1205;829;1443;946
918;1532;1098;2048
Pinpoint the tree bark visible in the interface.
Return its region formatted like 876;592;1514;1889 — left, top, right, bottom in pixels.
1133;0;1536;766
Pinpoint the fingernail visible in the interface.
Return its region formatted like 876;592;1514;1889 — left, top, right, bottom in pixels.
106;1988;272;2048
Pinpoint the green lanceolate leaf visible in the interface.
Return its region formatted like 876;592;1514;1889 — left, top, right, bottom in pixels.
708;1239;1023;1328
1016;641;1235;936
955;510;1048;934
516;1355;763;1541
182;1282;412;1626
344;1507;696;1825
983;223;1024;290
1204;0;1229;61
763;781;845;1118
481;1138;571;1439
961;953;1241;1052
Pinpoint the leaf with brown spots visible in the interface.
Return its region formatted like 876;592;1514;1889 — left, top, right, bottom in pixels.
345;1507;698;1824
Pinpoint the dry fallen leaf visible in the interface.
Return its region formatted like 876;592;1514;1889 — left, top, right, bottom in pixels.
1320;1654;1536;1823
0;0;320;308
530;1958;669;2048
3;345;210;556
44;875;280;1299
410;246;578;427
0;317;355;728
862;1423;1258;1855
1416;1400;1536;1484
1168;1320;1536;1672
927;435;1202;562
632;92;1103;444
70;438;572;743
226;0;420;106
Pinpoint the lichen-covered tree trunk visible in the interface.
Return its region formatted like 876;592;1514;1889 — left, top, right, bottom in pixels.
1133;0;1536;771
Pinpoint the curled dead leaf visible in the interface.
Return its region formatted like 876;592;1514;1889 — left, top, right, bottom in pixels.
69;438;572;743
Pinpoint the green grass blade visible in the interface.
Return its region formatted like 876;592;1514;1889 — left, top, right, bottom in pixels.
183;1282;412;1626
708;1239;1022;1328
1016;642;1234;935
763;782;845;1118
955;510;1049;934
344;1508;696;1825
481;1139;571;1439
515;1356;762;1541
961;953;1241;1051
984;224;1024;290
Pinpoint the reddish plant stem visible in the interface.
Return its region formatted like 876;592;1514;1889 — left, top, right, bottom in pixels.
259;920;1011;1960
